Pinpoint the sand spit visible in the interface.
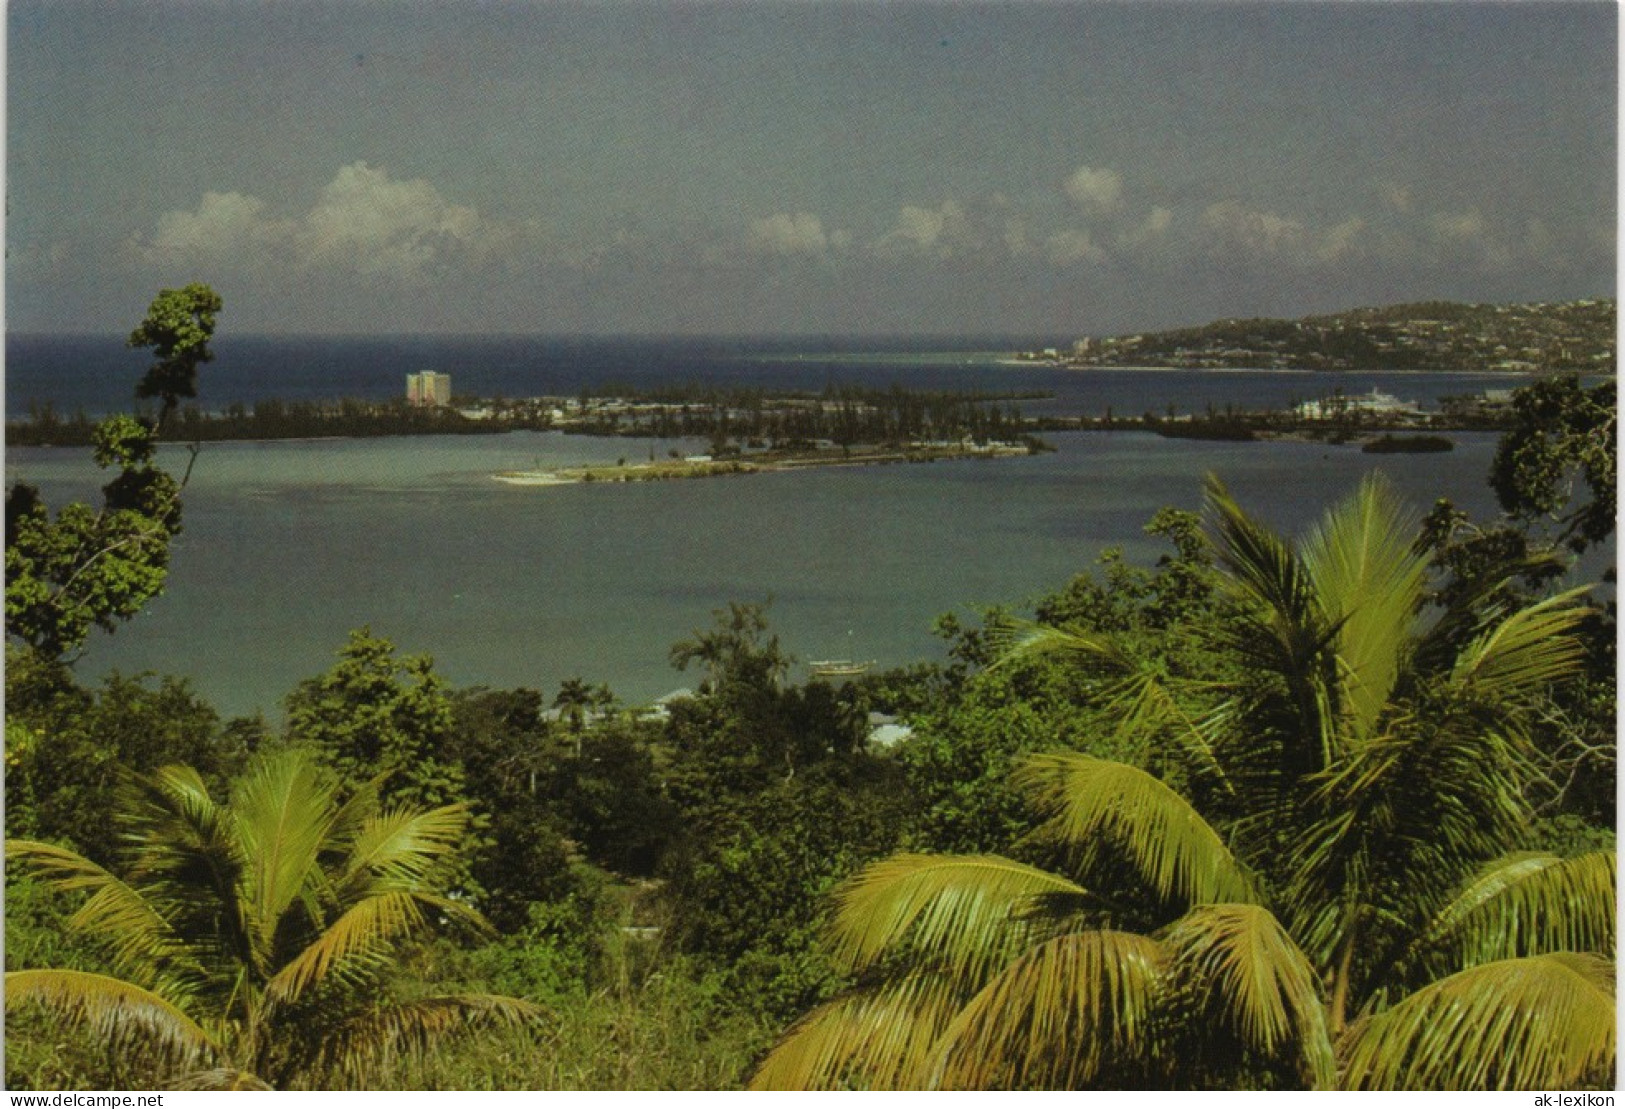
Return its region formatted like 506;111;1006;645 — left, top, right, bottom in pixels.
492;442;1034;487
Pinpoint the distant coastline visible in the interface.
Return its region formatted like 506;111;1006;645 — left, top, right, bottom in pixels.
1013;296;1615;375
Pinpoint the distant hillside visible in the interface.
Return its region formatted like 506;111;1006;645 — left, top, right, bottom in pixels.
1020;298;1616;374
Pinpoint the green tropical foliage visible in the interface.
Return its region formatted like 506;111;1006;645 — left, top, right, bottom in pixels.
5;748;542;1089
553;677;596;739
5;417;186;660
752;474;1613;1091
127;282;223;429
1489;374;1616;553
5;331;1615;1093
4;652;248;859
6;284;220;660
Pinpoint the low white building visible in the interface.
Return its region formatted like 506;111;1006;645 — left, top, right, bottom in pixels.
1294;389;1421;421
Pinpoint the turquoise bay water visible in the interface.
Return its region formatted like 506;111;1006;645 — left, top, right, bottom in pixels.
8;429;1512;719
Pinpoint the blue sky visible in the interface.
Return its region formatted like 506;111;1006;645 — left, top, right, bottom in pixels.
7;1;1616;336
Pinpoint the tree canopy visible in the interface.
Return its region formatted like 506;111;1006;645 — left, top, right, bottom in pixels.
127;283;223;428
6;748;542;1089
1489;374;1616;553
752;474;1613;1091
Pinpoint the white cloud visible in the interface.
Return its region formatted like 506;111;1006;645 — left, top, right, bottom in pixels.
1425;207;1513;269
1046;228;1104;266
1117;205;1174;249
298;162;485;277
1202;199;1311;257
1198;200;1377;267
874;200;976;258
1064;166;1124;214
142;191;285;261
131;162;514;279
1002;217;1034;257
1523;218;1557;262
8;240;71;275
748;212;835;256
1429;208;1488;244
1317;217;1366;262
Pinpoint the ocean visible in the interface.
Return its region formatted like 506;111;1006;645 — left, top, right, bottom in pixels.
5;332;1533;419
4;335;1551;719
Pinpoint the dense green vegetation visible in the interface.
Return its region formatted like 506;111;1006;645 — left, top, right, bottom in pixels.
4;287;1615;1090
6;285;220;659
6;383;1042;451
753;475;1612;1090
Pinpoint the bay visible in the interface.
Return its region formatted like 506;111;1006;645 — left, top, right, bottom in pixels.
9;424;1510;720
8;334;1561;719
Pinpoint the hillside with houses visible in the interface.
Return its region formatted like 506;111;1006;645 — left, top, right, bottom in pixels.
1020;298;1616;374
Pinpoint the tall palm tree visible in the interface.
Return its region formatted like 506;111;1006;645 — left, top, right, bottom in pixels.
553;677;598;759
752;474;1614;1091
6;748;543;1089
553;678;593;735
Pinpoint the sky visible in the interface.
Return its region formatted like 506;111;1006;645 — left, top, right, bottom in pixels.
6;1;1617;337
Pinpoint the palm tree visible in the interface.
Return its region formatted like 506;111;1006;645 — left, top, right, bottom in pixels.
589;683;618;724
6;748;543;1089
752;474;1614;1090
553;678;594;758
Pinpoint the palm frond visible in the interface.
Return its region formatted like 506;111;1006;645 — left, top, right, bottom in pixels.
748;973;965;1090
930;930;1167;1089
261;890;427;1006
1410;543;1573;678
170;1068;273;1090
827;853;1085;988
995;620;1239;795
340;803;470;889
988;617;1141;676
1203;474;1342;767
300;993;545;1089
230;749;343;971
1341;953;1616;1090
1011;752;1256;907
5;969;219;1069
121;764;237;873
1448;588;1593;700
116;765;248;974
1299;472;1429;748
1163;903;1335;1088
1410;850;1616;971
1111;674;1238;797
325;771;385;846
1204;474;1321;627
1286;699;1539;958
5;840;202;988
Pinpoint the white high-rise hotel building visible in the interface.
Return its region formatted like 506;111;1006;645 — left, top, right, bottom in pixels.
406;372;452;407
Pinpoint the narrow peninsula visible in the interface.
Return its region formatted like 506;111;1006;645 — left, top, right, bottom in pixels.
494;439;1038;486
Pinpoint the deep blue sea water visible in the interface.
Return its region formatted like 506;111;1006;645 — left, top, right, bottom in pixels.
4;335;1586;720
5;332;1536;420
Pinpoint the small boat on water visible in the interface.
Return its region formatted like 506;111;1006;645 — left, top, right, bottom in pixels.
809;659;875;679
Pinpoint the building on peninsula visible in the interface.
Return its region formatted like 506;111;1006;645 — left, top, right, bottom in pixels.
407;371;452;407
